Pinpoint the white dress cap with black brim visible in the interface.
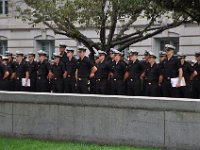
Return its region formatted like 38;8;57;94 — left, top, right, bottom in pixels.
165;44;176;50
98;50;107;55
37;50;47;55
77;46;87;51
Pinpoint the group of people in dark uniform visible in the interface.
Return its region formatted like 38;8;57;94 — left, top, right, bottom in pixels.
0;43;199;99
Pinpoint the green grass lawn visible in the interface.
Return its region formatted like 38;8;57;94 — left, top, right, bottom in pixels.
0;136;161;150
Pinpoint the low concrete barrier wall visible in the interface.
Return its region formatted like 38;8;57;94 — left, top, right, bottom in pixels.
0;91;200;150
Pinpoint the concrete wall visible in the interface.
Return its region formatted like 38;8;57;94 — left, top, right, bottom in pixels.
0;91;200;150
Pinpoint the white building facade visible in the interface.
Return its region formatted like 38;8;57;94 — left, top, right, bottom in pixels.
0;0;200;60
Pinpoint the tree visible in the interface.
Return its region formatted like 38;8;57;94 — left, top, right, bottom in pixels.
15;0;190;53
152;0;200;23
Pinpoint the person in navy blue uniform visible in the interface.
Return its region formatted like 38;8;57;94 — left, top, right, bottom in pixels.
5;51;16;91
158;51;167;96
107;48;116;95
140;50;150;95
64;47;78;93
125;49;143;96
27;52;38;92
0;57;10;91
160;44;183;97
110;49;126;95
59;43;68;64
177;52;197;98
192;52;200;99
14;51;30;91
94;50;110;94
76;46;97;94
51;53;66;93
141;52;161;97
36;50;52;92
90;53;100;94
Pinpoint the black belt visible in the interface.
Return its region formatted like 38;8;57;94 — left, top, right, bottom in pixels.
16;77;20;80
95;78;107;82
127;78;138;82
112;78;123;81
78;77;88;81
146;81;157;85
37;76;47;80
53;77;63;80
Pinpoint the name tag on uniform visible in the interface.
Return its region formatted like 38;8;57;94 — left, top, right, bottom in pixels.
171;77;186;87
22;78;31;87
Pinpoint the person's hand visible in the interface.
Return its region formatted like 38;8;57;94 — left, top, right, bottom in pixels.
176;83;181;88
89;73;95;78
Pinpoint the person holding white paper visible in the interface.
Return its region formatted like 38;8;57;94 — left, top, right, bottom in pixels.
159;44;183;98
14;51;30;91
177;52;197;98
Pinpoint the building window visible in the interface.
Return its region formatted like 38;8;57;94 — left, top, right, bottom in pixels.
154;37;179;56
37;40;55;60
159;38;179;53
0;40;7;55
0;0;8;15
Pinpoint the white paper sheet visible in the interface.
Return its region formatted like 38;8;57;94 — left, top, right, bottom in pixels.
22;78;31;87
171;77;186;87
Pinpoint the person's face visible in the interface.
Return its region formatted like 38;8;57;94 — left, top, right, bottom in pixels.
39;55;46;62
99;54;105;61
166;49;174;57
28;55;34;62
148;56;155;64
110;53;115;59
59;46;65;53
114;54;121;61
94;56;100;64
78;50;85;58
67;51;73;58
143;55;149;61
2;60;8;66
160;55;166;62
129;53;138;61
54;57;60;63
16;55;23;62
196;55;200;62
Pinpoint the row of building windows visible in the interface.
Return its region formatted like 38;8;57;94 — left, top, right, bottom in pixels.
0;37;179;60
0;0;8;15
0;40;55;59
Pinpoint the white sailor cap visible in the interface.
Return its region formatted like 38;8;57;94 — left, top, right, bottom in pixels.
128;49;139;54
16;51;24;56
5;51;13;56
59;42;67;48
177;52;186;58
77;46;87;51
159;51;167;56
2;56;9;60
149;51;157;58
37;50;47;55
53;52;62;58
165;44;176;51
66;47;75;52
98;50;107;55
27;52;36;56
113;49;123;55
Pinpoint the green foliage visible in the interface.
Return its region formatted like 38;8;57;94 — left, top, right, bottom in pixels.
15;0;191;52
152;0;200;23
